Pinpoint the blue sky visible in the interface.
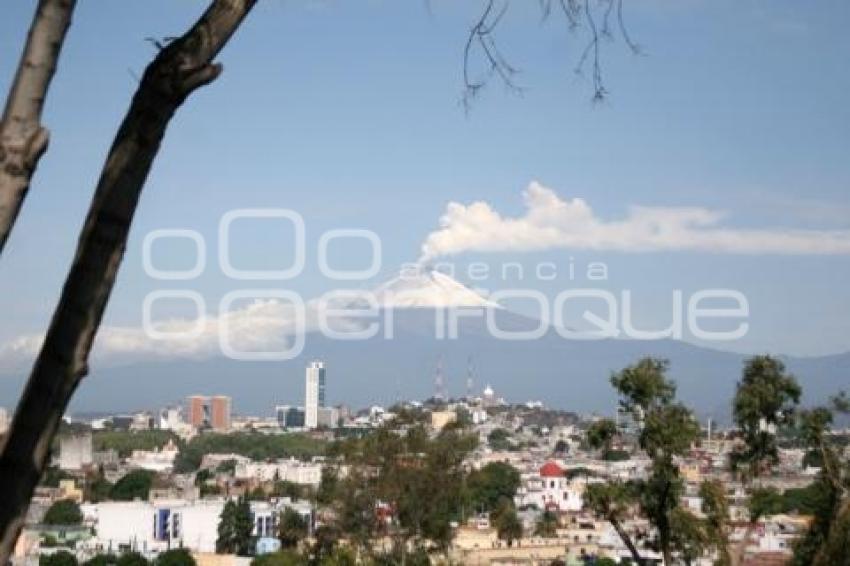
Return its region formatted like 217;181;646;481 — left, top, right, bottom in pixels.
0;0;848;361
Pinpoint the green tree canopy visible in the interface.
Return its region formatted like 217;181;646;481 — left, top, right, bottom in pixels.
607;357;701;565
277;508;307;549
533;510;559;538
83;555;117;566
732;355;801;476
487;428;513;451
467;462;521;513
216;498;254;556
43;499;82;525
249;552;303;566
116;553;149;566
110;470;154;501
490;500;522;547
40;551;78;566
700;480;730;566
586;419;618;453
174;433;325;473
155;548;195;566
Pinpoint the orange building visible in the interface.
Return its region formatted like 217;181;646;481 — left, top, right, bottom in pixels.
210;395;232;431
187;395;209;427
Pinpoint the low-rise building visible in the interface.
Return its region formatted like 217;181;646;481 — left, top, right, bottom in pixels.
234;458;322;486
516;461;585;512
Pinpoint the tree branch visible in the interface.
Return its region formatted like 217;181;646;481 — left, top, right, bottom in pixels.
0;1;257;560
0;0;77;254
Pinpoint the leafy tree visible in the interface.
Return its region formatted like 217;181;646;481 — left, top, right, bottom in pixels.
43;499;82;525
174;433;325;473
40;551;78;566
534;510;559;538
372;546;430;566
40;467;73;488
316;467;339;505
586;419;618;454
732;355;801;477
216;498;254;556
786;394;850;565
487;428;513;451
216;459;237;474
317;546;357;566
748;487;783;522
326;423;476;553
277;508;307;549
83;555;117;566
609;358;700;565
272;480;309;501
155;549;195;566
310;524;343;563
466;462;521;513
699;480;730;566
668;508;708;565
490;500;522;547
86;469;113;503
730;356;801;564
610;358;676;413
584;481;642;563
116;553;149;566
247;486;267;501
334;469;379;552
110;470;154;501
602;449;630;462
92;430;178;459
194;469;212;486
249;551;303;566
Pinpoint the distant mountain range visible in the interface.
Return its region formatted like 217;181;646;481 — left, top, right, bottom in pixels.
0;269;847;422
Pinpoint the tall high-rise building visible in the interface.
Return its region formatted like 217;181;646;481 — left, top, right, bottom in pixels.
305;360;326;429
210;396;232;431
187;395;209;427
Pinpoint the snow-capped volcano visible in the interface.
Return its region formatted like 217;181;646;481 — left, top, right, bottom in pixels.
371;268;500;309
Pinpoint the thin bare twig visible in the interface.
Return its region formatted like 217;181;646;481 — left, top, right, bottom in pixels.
461;0;641;109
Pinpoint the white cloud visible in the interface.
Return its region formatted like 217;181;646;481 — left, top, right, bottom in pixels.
0;273;499;371
418;181;850;262
0;299;306;373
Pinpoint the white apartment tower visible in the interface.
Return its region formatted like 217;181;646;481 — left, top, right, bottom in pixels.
304;360;326;429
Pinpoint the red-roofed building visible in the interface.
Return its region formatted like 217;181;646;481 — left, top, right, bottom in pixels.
539;461;563;477
516;461;584;511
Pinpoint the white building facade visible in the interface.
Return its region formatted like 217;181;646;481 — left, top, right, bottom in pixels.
234;458;322;486
304;361;326;429
81;499;313;557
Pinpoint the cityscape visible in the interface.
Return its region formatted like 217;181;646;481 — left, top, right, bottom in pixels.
2;354;844;565
1;1;849;566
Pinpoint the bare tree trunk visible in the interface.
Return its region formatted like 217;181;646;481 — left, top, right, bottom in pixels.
0;0;257;560
0;0;77;254
660;535;673;566
610;517;644;565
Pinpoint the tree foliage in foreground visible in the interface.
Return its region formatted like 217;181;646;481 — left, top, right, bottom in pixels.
326;423;477;554
43;499;82;525
174;433;326;472
586;358;710;565
216;498;254;556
